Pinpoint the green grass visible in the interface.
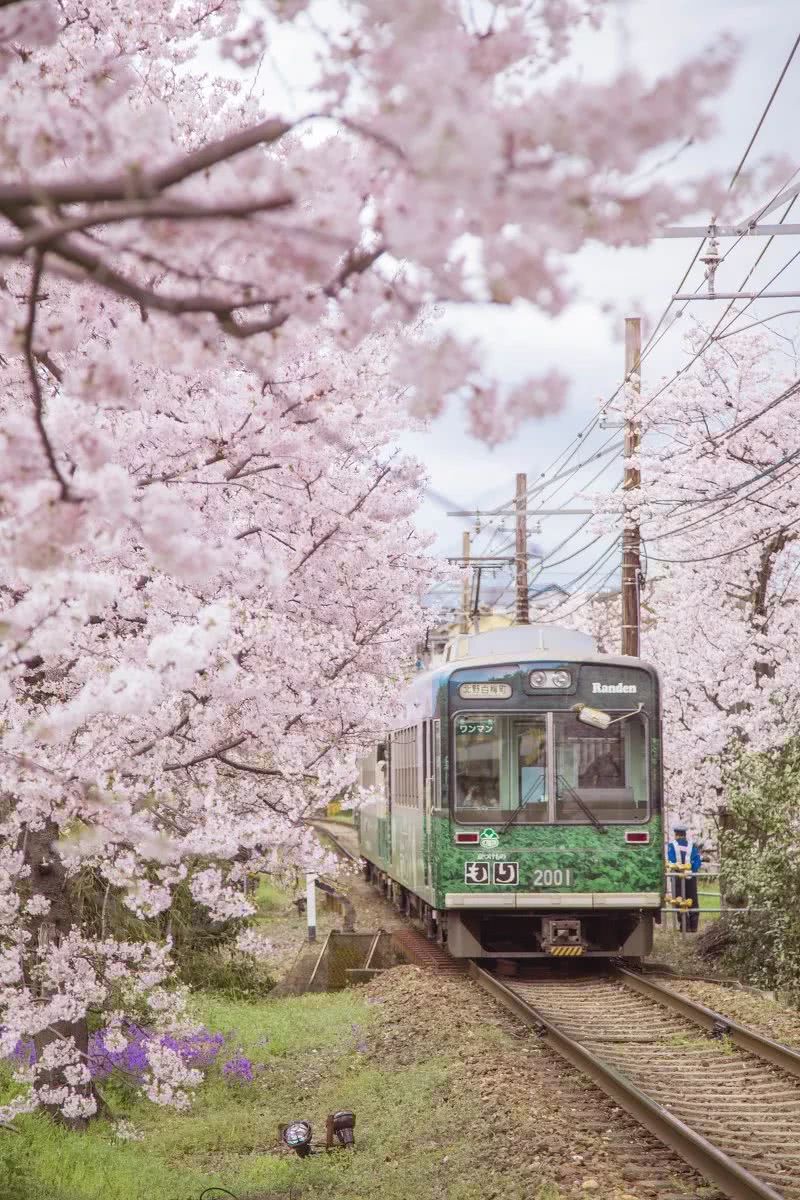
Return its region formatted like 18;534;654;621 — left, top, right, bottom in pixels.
254;875;291;915
3;987;540;1200
698;881;722;923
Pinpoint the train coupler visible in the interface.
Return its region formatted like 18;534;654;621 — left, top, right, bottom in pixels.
542;917;585;956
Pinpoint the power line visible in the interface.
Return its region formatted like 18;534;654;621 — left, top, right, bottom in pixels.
525;41;800;512
526;562;622;626
643;458;800;545
710;374;800;446
459;33;800;613
644;511;800;565
726;32;800;194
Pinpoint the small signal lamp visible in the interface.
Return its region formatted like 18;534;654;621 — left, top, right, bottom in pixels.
326;1110;356;1149
282;1119;313;1158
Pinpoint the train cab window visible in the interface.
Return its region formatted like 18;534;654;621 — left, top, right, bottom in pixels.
517;722;547;810
454;716;503;812
553;711;648;823
454;714;549;822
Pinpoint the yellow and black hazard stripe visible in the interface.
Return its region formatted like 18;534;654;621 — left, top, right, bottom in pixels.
548;945;585;957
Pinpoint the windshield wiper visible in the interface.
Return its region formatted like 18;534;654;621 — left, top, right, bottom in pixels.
556;774;608;834
499;780;545;835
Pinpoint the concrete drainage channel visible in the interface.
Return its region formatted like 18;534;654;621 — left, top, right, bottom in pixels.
274;929;407;996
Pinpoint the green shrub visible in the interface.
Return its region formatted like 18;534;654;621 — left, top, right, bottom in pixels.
716;740;800;996
178;949;275;1000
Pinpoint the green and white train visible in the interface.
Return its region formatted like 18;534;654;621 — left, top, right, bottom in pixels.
357;624;665;959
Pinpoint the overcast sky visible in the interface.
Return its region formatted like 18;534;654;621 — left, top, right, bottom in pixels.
403;0;800;611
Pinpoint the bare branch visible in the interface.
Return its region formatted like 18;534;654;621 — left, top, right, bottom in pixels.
21;253;73;501
290;463;391;574
164;735;247;771
216;752;317;782
0;194;294;255
130;714;191;758
0;118;293;208
0;113;403;209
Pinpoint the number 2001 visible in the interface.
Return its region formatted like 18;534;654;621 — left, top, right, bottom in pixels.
533;868;573;887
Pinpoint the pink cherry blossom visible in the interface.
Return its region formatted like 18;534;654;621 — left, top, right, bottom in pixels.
0;0;736;1125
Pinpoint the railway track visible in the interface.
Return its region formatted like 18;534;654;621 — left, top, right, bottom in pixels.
472;962;800;1200
307;818;359;862
310;823;800;1198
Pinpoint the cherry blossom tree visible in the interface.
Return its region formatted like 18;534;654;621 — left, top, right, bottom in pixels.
581;332;800;837
0;0;737;1126
638;333;800;826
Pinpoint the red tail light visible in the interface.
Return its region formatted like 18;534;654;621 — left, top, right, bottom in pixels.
454;832;480;844
625;831;650;844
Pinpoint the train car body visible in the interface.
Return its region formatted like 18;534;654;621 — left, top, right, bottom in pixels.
358;624;664;958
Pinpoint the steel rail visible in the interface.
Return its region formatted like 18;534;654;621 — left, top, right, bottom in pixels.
615;967;800;1082
307;818;359;863
469;962;785;1200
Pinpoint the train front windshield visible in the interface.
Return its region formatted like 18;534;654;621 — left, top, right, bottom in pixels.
454;711;649;824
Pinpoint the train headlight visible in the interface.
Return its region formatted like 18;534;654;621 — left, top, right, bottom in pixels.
529;670;572;689
283;1120;313;1157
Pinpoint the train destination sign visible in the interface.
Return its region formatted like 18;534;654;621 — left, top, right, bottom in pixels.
456;718;495;736
458;681;513;699
591;681;637;694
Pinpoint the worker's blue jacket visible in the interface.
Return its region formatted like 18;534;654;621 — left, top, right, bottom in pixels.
667;838;702;873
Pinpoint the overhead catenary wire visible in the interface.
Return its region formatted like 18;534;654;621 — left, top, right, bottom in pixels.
522;562;623;625
643;510;800;565
725;32;800;195
452;33;800;609
518;47;800;519
517;219;800;593
502;535;622;616
642;458;800;545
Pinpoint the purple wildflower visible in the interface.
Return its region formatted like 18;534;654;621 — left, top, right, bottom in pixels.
86;1022;224;1082
222;1054;254;1083
11;1038;36;1066
6;1020;230;1087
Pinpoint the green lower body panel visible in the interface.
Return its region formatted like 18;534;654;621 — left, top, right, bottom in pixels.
431;815;664;908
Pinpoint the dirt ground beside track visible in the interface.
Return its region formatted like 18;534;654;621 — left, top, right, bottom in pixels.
657;976;800;1047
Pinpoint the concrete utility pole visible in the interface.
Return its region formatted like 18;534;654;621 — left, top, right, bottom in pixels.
461;530;471;633
622;317;642;657
305;871;317;943
515;472;530;625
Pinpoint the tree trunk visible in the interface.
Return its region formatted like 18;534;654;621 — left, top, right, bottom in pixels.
23;822;105;1129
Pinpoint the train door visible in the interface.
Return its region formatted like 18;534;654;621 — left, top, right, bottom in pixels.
379;737;392;864
514;716;551;822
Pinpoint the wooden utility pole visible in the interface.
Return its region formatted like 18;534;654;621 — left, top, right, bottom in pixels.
461;530;471;633
622;317;642;657
515;472;530;625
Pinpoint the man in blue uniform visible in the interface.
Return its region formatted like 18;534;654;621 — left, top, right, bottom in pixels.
667;821;702;932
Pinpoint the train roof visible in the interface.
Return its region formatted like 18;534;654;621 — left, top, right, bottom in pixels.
396;625;658;724
442;624;595;663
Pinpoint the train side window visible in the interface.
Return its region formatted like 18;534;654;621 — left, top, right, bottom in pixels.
392;725;418;807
